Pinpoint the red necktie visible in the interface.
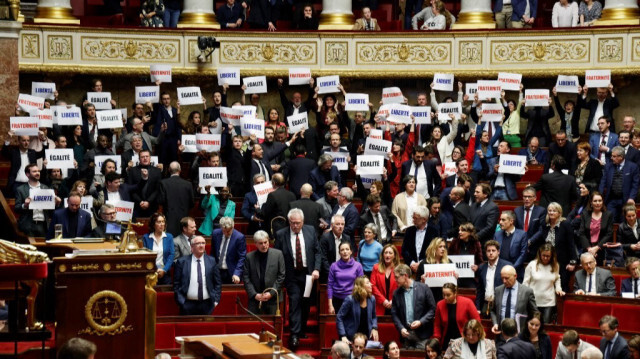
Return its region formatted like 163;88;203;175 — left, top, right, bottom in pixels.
524;208;530;232
295;233;303;270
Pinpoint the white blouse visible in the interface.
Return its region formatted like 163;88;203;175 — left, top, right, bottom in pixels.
522;260;562;307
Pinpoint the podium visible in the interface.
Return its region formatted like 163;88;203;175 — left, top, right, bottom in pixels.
54;248;157;359
177;333;294;359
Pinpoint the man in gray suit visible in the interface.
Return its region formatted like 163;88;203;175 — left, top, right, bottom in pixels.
116;117;163;152
15;164;61;237
574;252;617;296
490;265;538;337
471;183;500;244
243;230;286;314
173;217;196;262
556;330;598;359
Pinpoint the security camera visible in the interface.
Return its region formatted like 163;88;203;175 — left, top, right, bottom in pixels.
197;36;220;63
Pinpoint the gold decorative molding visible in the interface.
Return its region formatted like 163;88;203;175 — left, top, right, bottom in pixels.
58;264;67;272
146;262;155;270
71;263;99;271
34;6;79;25
188;39;211;63
220;42;317;65
632;37;640;62
21;33;40;59
47;35;72;60
103;263;111;271
491;39;589;64
598;37;623;63
79;290;133;336
356;42;451;65
145;274;157;359
459;41;483;65
80;37;180;62
318;13;355;31
115;262;142;270
452;11;496;30
325;41;348;65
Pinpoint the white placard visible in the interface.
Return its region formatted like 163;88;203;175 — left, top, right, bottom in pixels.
233;105;257;121
131;154;159;167
45;149;75;169
17;94;45;112
465;83;478;97
376;104;392;119
108;200;134;222
96;109;124;129
357;155;385;175
10;117;39;136
177;87;203;106
422;263;458;287
442;162;457;177
289;68;312;85
31;109;53;129
525;89;550;107
95;155;122;175
448;255;476;278
150;64;172;83
199;167;228;188
360;175;382;189
411;106;432;125
254;181;275;207
87;92;112;110
345;93;370;112
195;133;221;152
622;292;638;299
585;70;611;88
181;135;197;153
498;154;527;175
317;75;340;94
327;151;349;171
288;112;309;134
56;106;82;126
387;104;412;125
497;73;522;91
243;76;268;94
433;73;454;91
382;87;404;104
217;67;241;86
31;82;56;100
364;138;392;159
64;196;94;218
477;81;502;100
219;106;243;126
556;75;581;94
304;275;313;298
135;86;160;104
437;102;462;122
28;189;56;210
240;118;266;139
369;129;383;140
482;103;504;122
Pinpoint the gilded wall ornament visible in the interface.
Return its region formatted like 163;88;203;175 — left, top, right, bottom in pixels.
220;42;316;64
491;40;589;64
598;38;623;63
459;41;483;65
22;33;40;59
325;42;348;65
48;35;72;60
78;290;133;336
81;37;179;62
356;42;451;64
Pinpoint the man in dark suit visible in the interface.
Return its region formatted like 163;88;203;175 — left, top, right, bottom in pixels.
151;92;179;168
241;174;266;235
243;230;286;314
262;126;287;175
284;144;317;198
621;257;640;297
159;162;195;236
247;134;299;186
574;252;617;296
173;236;222;315
533;155;578;217
173;217;196;262
360;194;397;244
15;164;60;237
444;158;470;189
331;187;359;240
401;146;441;198
319;214;350;283
274;208;322;349
445;186;471;238
261;173;296;236
581;83;619;134
494;211;528;278
402;205;439;273
476;240;512;316
488;141;520;201
126;150;162;217
120;134;144;178
490;265;538;338
553;86;583;141
100;172;133;203
599;146;640;223
514;187;546;258
211;217;246;284
589;116;619;165
599;315;630;359
277;77;315;119
309;154;342;200
46;191;92;240
290;184;325;233
545;130;577;174
223;134;247;196
317;180;340;221
2;133;39;197
470;183;500;245
91;203;122;239
617;130;640;168
391;263;436;350
497;318;537;359
518;137;547;165
522;102;555;147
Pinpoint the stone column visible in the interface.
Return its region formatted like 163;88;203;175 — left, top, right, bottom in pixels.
596;0;640;25
0;22;21;140
34;0;79;24
451;0;495;29
318;0;354;30
178;0;220;29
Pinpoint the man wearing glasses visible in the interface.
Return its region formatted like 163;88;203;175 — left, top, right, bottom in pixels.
574;252;616;296
545;130;577;174
514;187;546;260
598;315;630;359
91;203;121;240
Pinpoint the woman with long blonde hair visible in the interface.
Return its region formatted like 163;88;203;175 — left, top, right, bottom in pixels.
416;237;454;302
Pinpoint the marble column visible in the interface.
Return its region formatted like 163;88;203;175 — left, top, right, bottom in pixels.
318;0;354;30
451;0;495;29
596;0;640;25
178;0;220;29
34;0;79;24
0;22;21;141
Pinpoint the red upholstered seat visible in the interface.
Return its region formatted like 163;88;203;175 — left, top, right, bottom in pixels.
378;322;401;344
611;304;640;332
155;323;177;349
561;301;611;329
174;322;226;337
322;322;339;347
582;334;603;348
157;292;180;316
548;332;563;359
612;274;625;295
226;321;264;334
0;262;48;280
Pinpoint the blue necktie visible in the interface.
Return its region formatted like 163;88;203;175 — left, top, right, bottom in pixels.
197;259;203;301
604;341;612;359
588;274;592;293
505;288;512;319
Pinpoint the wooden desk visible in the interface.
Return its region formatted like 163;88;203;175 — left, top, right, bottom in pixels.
177;333;295;359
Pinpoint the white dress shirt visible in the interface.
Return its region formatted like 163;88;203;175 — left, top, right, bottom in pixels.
590;101;605;132
552;1;579;27
290;230;307;267
187;254;210;300
414;226;427;265
28;182;45;222
151;232;167;270
485;261;498;300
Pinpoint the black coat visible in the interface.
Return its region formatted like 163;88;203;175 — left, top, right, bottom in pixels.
261;187;296;234
126;165;162;216
290;198;325;232
159;175;195;236
532;172;578;217
578;210;614;251
284;157;317;198
2;146;38;196
617;220;640;259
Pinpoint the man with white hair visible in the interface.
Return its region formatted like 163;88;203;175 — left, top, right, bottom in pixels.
274;208;321;350
331;341;351;359
581;347;604;359
599;145;639;223
331;187;359;239
310;153;342;200
574;252;616;296
319;214;350;283
243;230;285;315
490;265;538;339
211;217;246;284
401;205;438;273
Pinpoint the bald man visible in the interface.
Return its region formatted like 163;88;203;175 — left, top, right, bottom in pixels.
490;265;538;338
290;183;325;233
159;161;195;236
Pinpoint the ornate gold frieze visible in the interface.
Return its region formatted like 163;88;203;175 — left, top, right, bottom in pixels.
71;263;99;271
356;42;451;65
598;37;623;63
115;262;142;270
79;290;133;336
21;33;40;59
325;41;348;65
80;37;180;62
220;42;316;65
459;41;483;65
632;37;640;62
491;40;590;64
47;35;72;60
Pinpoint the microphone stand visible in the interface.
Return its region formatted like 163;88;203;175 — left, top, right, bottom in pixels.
235;297;279;346
258;287;281;317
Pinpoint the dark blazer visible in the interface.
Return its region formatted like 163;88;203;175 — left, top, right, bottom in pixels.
518;148;547;165
359;206;397;243
243;248;286;304
279;86;314;119
249;157;274;185
599;160;640;203
581;95;619;133
470;200;500;243
487;156;519;200
336;295;377;339
400;160;441;198
578;210;614;251
401;225;439;266
261;187;296;233
319;231;352;279
514;205;546;248
476;258;513;310
522;105;555;144
491;283;538;331
625;146;640;167
554;93;583;139
211;228;247;278
599;334;630;359
545;141;577;174
100;185;133;203
274;224;322;281
14;183;53;235
617;220;640;259
46;208;92;240
292;127;322;161
497;337;537;359
621;277;639;294
159;175;195;236
493;229;528;273
579;157;604;191
540;220;577;267
520;333;552;359
446;201;472;238
284;156;317;198
290;198;325;232
2;146;38;196
574;267;616;296
142;232;175;273
241;190;264;234
126;165;162;216
589;132;619;164
173;254;222;309
222;143;246;192
309;166;341;201
391;280;436;340
331;202;359;239
532;171;578;217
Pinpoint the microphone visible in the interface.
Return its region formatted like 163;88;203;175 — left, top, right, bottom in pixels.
235;297;278;346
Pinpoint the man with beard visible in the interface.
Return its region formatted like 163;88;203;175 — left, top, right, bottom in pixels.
127;150;162;217
15;163;61;236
